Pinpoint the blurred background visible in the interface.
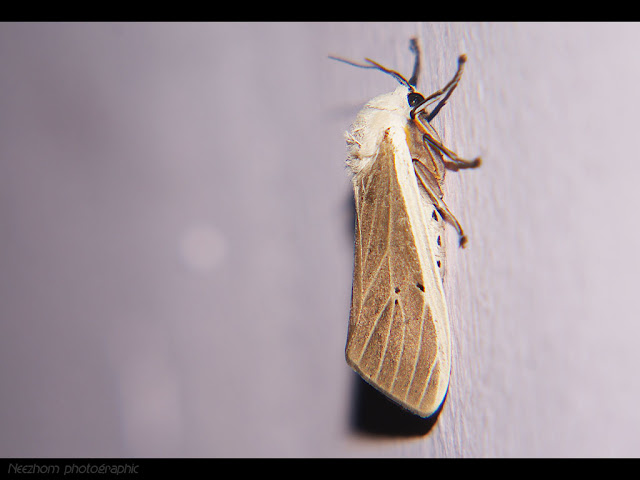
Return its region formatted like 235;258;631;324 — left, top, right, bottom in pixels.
2;22;640;457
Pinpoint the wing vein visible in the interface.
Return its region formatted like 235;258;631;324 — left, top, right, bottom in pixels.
357;252;389;330
358;295;392;364
405;292;427;403
361;175;381;271
374;297;396;380
389;300;407;388
418;357;438;407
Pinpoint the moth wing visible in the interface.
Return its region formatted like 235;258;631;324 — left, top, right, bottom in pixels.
347;127;450;417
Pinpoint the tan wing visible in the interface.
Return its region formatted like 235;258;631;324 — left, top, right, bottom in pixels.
347;128;450;417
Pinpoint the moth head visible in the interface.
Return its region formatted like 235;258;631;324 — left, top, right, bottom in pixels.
407;91;425;109
329;38;431;119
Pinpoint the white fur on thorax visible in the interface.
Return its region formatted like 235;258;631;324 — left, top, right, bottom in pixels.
346;85;412;179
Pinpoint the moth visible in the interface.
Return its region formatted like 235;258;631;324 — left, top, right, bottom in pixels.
331;39;481;417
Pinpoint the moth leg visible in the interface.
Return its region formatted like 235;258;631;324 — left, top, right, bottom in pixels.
414;161;469;248
408;37;421;87
412;55;467;122
422;132;482;171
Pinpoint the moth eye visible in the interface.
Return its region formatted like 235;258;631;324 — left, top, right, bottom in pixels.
407;92;424;108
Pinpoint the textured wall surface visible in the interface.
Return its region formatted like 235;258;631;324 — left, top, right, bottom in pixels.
2;22;640;457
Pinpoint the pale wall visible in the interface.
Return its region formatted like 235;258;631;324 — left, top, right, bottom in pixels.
1;22;640;457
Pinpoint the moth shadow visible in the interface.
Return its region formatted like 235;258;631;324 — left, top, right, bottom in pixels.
348;373;443;437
